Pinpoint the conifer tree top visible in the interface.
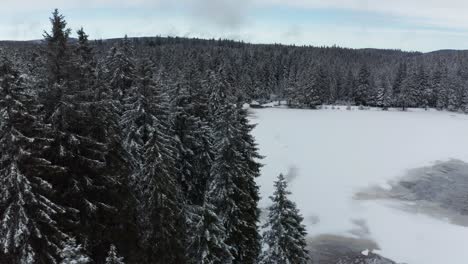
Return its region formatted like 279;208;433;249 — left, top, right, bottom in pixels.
43;9;71;44
106;244;125;264
260;173;309;264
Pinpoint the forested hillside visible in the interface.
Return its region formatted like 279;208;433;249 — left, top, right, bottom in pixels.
0;10;266;264
3;31;468;111
1;7;467;264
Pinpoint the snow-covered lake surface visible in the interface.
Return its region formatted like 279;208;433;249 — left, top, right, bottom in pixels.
251;106;468;264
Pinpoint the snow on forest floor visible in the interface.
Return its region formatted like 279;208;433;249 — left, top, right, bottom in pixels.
250;106;468;264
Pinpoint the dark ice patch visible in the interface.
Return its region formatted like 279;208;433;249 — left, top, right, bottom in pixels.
356;159;468;226
306;219;401;264
286;165;299;183
307;234;397;264
349;219;371;238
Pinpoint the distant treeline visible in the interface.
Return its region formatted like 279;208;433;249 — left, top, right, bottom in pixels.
4;31;468;111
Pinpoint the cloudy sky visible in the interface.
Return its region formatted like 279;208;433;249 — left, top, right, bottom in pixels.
1;0;468;52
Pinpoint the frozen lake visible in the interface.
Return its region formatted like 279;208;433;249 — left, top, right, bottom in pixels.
251;106;468;264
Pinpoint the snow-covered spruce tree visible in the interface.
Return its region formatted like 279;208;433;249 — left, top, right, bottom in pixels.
43;9;72;86
42;11;138;262
106;244;125;264
446;72;463;111
141;110;186;263
432;66;448;110
172;70;236;263
120;59;157;240
331;69;343;103
398;67;420;110
344;70;356;103
415;65;431;109
381;77;393;110
76;28;139;262
392;62;407;108
41;9;74;119
260;174;309;264
234;107;262;263
314;65;330;104
238;64;255;102
355;64;371;106
372;77;385;107
208;102;261;264
60;238;90;264
205;69;235;120
121;58;159;165
74;27;96;97
297;66;321;109
0;56;68;264
436;86;448;110
181;63;211;120
428;66;442;108
171;75;214;206
106;36;136;104
186;202;233;264
121;59;185;263
462;87;468;113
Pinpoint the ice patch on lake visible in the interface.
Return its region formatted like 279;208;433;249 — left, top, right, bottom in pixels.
357;159;468;226
308;234;396;264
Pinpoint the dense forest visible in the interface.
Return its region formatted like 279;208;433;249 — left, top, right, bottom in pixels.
1;7;466;264
3;24;468;111
0;9;314;264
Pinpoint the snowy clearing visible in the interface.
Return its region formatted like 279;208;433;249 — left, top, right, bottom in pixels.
251;107;468;264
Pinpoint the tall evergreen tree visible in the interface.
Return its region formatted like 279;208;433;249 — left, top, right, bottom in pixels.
297;66;322;108
415;65;431;109
43;9;72;86
171;75;214;206
260;174;309;264
59;238;90;264
0;56;67;264
208;102;261;264
121;59;185;263
42;12;137;263
397;66;418;110
333;69;344;102
186;202;233;264
315;66;330;104
141;109;186;263
205;69;233;118
372;76;384;107
462;87;468;113
106;38;136;104
446;72;462;111
74;28;95;95
434;66;449;110
393;62;407;107
234;108;262;263
173;71;230;264
344;70;355;103
355;64;371;106
106;245;125;264
381;77;393;110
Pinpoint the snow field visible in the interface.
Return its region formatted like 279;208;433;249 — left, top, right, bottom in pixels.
251;107;468;264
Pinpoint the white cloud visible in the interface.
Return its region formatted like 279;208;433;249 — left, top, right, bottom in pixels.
187;0;253;29
0;0;164;11
2;0;468;30
235;21;468;51
3;0;468;30
1;0;468;51
254;0;468;29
